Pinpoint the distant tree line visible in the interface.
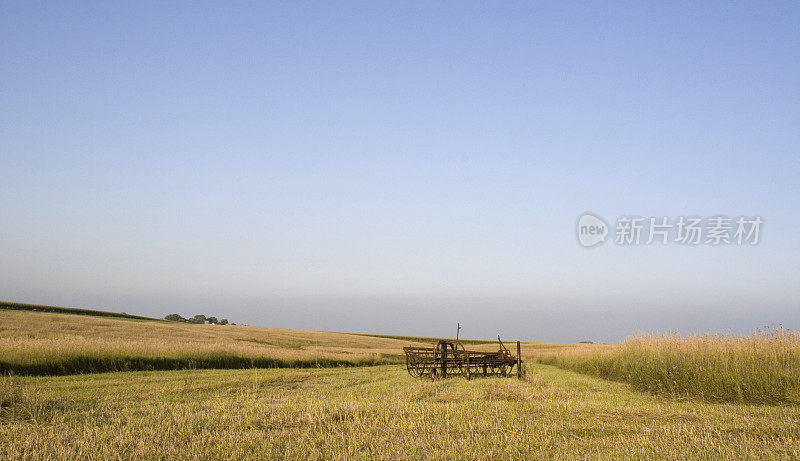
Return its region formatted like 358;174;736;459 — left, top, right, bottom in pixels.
164;314;233;325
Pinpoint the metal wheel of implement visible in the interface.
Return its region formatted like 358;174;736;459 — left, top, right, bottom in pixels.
498;363;510;377
406;357;417;377
416;361;431;378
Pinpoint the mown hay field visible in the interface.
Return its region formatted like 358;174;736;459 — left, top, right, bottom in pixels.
2;306;800;458
0;308;572;376
2;365;799;459
0;308;423;375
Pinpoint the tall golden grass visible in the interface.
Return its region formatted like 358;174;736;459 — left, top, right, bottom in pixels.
534;328;800;404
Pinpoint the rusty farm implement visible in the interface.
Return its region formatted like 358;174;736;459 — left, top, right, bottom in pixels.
403;334;524;380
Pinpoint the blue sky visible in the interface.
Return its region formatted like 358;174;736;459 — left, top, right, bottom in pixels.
1;2;798;341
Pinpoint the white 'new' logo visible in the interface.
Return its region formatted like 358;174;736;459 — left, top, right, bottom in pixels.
577;214;608;247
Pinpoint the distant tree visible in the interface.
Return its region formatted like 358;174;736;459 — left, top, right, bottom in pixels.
190;314;206;324
219;318;229;325
164;314;185;322
207;316;219;325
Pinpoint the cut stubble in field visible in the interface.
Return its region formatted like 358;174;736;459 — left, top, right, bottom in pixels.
2;365;799;459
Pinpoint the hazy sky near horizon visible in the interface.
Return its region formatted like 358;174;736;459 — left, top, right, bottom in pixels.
2;2;799;342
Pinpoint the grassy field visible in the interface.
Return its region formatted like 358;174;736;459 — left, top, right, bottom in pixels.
356;333;502;346
0;308;428;375
0;300;159;321
2;365;799;459
532;329;800;405
0;308;572;376
2;305;799;458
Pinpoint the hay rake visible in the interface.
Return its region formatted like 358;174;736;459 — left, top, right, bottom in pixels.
403;333;523;380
